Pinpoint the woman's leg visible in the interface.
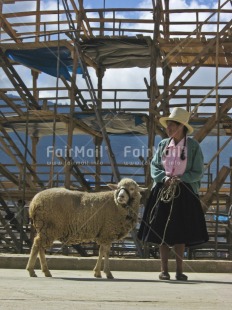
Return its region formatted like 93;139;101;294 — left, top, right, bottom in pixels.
174;243;185;274
159;244;170;273
174;243;188;280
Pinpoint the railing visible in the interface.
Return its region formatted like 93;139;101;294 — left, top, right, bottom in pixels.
0;86;231;114
1;6;232;41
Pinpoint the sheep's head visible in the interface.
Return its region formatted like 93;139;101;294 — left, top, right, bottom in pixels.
107;178;147;207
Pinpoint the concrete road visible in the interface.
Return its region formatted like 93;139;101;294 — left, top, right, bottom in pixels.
0;269;231;310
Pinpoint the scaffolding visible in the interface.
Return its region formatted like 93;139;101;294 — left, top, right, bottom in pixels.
0;0;231;259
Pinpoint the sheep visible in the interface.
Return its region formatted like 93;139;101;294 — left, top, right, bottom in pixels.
26;178;146;279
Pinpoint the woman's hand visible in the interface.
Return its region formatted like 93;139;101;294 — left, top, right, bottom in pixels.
164;176;180;187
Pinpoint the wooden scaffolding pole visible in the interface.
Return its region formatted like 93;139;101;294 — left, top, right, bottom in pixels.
145;0;162;187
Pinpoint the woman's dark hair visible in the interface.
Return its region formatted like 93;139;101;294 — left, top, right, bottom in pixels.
183;125;188;135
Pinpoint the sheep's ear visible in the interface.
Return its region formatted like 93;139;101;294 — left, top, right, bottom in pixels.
138;187;148;192
107;183;118;190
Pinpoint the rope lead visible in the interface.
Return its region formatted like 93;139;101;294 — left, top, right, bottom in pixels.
148;178;181;245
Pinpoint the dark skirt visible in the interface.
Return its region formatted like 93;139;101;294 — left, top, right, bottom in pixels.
137;182;209;247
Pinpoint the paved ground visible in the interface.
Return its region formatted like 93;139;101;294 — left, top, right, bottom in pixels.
0;269;231;310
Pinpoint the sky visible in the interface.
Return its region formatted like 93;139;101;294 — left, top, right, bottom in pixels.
0;0;231;179
81;0;219;9
0;0;231;112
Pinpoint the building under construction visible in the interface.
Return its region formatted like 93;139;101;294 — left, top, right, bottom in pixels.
0;0;231;259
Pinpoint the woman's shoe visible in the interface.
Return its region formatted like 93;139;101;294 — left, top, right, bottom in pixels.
175;273;188;281
159;272;170;280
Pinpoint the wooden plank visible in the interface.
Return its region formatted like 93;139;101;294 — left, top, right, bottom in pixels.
0;125;44;188
201;166;231;213
0;211;21;252
0;91;23;116
0;196;31;246
55;154;91;191
194;97;232;142
0;164;20;186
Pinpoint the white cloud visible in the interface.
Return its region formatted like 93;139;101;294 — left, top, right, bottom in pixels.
1;0;231;114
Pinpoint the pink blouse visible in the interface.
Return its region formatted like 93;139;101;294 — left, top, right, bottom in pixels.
162;137;188;177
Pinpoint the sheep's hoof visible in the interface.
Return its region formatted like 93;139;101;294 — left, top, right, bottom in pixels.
106;272;114;279
94;271;102;278
28;270;37;277
44;271;52;277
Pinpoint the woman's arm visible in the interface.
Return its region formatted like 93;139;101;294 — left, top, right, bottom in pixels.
150;141;167;183
179;140;204;183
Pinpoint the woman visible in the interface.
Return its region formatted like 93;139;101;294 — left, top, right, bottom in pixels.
138;107;209;281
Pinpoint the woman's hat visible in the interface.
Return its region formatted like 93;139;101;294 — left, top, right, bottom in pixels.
159;107;194;134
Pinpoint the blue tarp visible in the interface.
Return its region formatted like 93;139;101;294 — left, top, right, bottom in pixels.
5;46;83;81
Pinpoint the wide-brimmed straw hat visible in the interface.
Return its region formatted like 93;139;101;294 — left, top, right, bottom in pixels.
159;107;194;134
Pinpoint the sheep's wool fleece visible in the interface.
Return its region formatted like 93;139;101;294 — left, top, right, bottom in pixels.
29;185;141;247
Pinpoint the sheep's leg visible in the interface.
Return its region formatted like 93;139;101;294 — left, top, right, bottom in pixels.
103;244;114;279
39;248;52;277
93;244;104;278
26;237;40;277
